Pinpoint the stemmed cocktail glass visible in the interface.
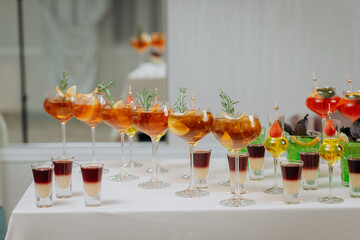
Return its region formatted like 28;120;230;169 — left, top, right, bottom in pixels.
168;105;213;198
101;97;139;181
132;89;170;189
43;71;75;155
318;116;344;204
130;28;151;65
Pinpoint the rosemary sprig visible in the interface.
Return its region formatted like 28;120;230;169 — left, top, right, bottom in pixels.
59;70;69;94
174;87;187;113
97;81;116;106
136;88;158;111
219;89;239;118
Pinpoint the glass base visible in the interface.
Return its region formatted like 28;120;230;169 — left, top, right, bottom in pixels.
317;196;344;204
219;179;230;187
108;172;139;182
138;179;171;189
175;188;209;198
147;166;169;173
263;186;283;194
103;168;110;174
220;196;256;207
124;160;143;168
182;173;190;179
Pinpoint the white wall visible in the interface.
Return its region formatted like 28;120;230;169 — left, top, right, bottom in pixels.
167;0;360;144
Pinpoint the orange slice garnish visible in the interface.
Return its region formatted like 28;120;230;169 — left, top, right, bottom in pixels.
291;136;319;147
220;132;233;148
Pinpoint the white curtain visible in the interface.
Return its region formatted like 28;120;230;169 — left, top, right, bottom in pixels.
43;0;110;93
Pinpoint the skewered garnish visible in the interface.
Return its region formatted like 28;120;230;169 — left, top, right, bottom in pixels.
136;88;158;111
97;81;116;107
126;85;133;104
174;87;187;113
324;119;336;137
269;121;282;138
218;89;239;118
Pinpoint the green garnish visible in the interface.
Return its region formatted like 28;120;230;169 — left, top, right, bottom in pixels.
174;87;187;113
97;81;116;106
136;88;158;111
317;87;335;99
59;70;69;94
219;89;239;118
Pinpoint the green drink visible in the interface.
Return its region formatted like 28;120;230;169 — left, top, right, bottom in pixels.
285;132;321;161
340;141;360;187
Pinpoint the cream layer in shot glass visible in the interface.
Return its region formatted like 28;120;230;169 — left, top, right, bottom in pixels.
299;151;319;190
52;156;73;198
280;161;303;204
247;144;265;180
347;156;360;198
31;163;54;208
81;163;104;207
227;153;248;194
193;149;212;189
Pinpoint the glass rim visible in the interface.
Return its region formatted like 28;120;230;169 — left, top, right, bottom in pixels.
193;148;212;153
215;111;259;119
170;106;212;113
299;148;319;154
227;152;249;157
280;160;304;166
347;154;360;160
31;163;54;169
80;162;104;168
51;156;74;162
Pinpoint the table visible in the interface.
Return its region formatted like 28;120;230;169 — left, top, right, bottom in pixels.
4;144;360;240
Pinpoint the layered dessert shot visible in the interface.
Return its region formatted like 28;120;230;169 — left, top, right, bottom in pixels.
280;161;303;204
193;149;211;188
81;163;103;207
299;151;319;190
31;163;54;208
227;153;248;194
52;156;73;198
347;157;360;198
247;144;265;180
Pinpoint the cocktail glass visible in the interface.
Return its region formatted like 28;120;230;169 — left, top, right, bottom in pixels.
132;101;171;189
305;87;340;119
340;141;360;187
31;163;54;208
318;119;344;204
43;91;73;155
73;92;108;173
347;154;360;198
52;156;73;198
168;107;213;198
280;160;303;204
285;131;321;161
80;162;104;207
124;126;143;168
299;148;320;190
212;112;261;207
101;97;139;181
264;115;289;194
130;30;151;65
338;90;360;122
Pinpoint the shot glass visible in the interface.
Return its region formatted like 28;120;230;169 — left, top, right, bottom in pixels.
80;163;104;207
247;144;265;180
31;163;54;208
299;149;319;190
280;160;303;204
228;153;248;194
193;149;212;189
52;156;74;198
347;155;360;198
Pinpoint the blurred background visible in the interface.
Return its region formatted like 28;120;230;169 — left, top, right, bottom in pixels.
1;0;360;146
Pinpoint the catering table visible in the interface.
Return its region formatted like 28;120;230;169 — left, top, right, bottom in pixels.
4;143;360;240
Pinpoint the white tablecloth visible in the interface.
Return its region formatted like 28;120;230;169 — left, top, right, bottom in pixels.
5;144;360;240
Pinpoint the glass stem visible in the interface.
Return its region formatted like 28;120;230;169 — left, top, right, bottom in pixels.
328;164;334;199
234;150;242;198
273;157;279;188
91;126;96;163
61;122;66;156
120;132;126;172
129;135;133;162
151;137;158;181
188;143;197;191
155;138;160;170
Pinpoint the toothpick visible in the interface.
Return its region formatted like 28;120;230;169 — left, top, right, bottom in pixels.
327;103;332;119
154;88;158;105
191;91;195;110
128;85;132;95
312;72;319;89
274;98;279;121
348;73;353;93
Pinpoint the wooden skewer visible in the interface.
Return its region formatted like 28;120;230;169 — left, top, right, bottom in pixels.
154;88;158;105
312;72;319;89
128;85;132;95
327;103;332;119
191;91;195;110
348;73;353;93
274;98;279;121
